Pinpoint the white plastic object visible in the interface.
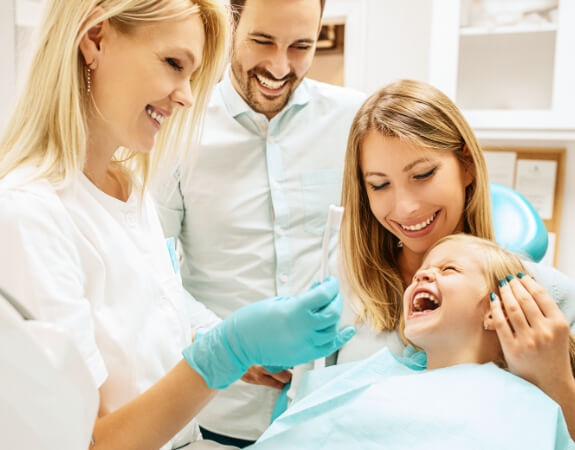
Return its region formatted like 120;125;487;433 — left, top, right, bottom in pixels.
315;205;344;370
319;205;344;281
0;288;99;450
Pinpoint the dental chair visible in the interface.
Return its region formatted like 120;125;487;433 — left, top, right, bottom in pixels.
490;183;549;262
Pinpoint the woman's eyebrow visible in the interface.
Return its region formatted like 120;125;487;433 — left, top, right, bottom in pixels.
364;158;432;177
403;158;432;172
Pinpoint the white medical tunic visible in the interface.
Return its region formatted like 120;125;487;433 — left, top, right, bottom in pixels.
0;168;220;449
156;71;365;439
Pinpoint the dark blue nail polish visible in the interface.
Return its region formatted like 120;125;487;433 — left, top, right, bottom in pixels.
517;272;525;279
490;292;497;302
498;279;506;287
505;274;514;282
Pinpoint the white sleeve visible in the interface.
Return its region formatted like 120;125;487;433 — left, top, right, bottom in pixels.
0;188;107;386
182;288;222;332
525;261;575;332
152;167;185;239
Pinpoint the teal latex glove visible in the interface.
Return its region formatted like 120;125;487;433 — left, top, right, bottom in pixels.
182;276;356;389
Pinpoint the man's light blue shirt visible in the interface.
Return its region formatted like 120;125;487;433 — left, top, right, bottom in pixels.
156;70;365;439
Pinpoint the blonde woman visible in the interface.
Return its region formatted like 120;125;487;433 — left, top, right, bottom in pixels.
248;235;575;449
0;1;353;449
339;79;575;438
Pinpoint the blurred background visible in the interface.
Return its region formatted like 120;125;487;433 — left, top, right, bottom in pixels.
2;0;573;276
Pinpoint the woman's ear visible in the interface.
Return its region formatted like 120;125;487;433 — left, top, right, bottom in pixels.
78;7;108;69
461;144;475;188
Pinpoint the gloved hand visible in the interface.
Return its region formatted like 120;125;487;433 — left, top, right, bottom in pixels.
182;276;356;389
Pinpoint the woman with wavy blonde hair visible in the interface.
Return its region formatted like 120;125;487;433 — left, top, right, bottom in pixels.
341;79;493;332
340;79;575;438
0;1;353;448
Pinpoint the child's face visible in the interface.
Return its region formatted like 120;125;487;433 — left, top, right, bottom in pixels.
403;240;490;349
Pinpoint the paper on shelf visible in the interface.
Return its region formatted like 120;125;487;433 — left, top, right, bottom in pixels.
514;159;557;220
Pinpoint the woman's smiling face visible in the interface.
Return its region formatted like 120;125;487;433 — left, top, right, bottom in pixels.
360;131;473;257
87;11;205;153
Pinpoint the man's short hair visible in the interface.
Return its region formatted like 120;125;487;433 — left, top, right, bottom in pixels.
229;0;326;25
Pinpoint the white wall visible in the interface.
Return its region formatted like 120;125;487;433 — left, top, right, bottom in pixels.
0;1;16;129
558;141;575;278
363;0;432;94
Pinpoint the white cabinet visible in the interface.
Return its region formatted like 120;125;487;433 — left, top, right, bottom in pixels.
429;0;575;131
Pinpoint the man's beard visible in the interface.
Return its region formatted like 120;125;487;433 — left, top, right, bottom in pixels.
231;62;299;117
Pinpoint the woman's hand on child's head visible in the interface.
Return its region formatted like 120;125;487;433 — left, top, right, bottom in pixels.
489;273;572;393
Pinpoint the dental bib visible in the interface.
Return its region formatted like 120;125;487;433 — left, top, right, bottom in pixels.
250;347;573;450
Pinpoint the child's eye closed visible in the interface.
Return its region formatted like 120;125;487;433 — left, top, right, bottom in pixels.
291;44;312;50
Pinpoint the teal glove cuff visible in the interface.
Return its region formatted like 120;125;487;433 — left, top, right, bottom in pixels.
182;321;247;389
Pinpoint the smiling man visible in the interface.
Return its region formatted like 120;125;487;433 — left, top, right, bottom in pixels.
229;0;320;119
155;0;365;446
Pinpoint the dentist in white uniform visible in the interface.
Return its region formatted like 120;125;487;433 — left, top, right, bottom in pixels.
0;1;355;449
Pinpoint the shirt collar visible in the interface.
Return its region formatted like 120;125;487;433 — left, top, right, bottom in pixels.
219;67;312;121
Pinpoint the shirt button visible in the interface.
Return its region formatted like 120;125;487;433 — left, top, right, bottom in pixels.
272;180;281;190
280;274;288;283
277;227;285;236
268;135;275;143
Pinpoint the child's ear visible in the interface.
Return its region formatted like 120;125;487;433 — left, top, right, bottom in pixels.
483;311;494;331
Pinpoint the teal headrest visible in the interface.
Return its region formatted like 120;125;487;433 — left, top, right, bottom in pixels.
490;183;548;262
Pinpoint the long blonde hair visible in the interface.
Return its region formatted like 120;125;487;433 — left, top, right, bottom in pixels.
340;79;494;332
433;234;525;302
0;0;229;189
